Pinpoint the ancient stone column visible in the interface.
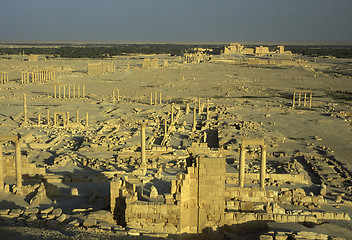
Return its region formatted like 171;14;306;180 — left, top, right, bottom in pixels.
309;92;312;108
150;92;153;105
186;103;190;114
82;85;85;98
164;118;167;136
112;90;115;104
47;109;50;125
170;104;174;125
0;142;3;190
206;98;210;119
58;85;61;98
77;86;80;98
23;94;27;125
38;114;41;127
292;91;296;109
85;112;88;127
76;109;79;124
304;92;307;106
140;122;146;167
192;107;197;132
66;112;70;125
73;85;76;99
298;91;301;106
198;97;201;115
54;85;57;98
159;91;162;104
63;85;66;99
54;114;57;126
15;140;22;189
68;85;71;99
117;89;120;103
239;144;246;188
260;145;267;188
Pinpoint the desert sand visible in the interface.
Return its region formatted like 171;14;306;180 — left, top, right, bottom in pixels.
0;50;352;239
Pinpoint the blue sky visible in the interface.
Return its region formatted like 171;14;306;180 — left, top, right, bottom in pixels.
0;0;351;43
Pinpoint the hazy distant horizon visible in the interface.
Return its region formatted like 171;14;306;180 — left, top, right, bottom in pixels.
1;41;352;47
0;0;351;44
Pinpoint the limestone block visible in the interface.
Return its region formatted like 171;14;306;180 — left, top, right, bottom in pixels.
27;213;37;220
150;185;159;198
240;202;254;211
68;219;80;227
305;215;317;223
52;208;62;217
47;214;56;219
0;209;10;215
322;212;334;219
24;208;39;215
275;234;288;240
41;207;54;214
98;221;115;230
83;218;97;227
71;188;79;196
164;224;177;234
56;213;66;223
9;209;23;217
259;235;273;240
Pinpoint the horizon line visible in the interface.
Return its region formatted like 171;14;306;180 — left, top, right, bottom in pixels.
0;40;352;46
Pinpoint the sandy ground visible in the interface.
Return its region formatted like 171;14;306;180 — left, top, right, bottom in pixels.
0;54;352;239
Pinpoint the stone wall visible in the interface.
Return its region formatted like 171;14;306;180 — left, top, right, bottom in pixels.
225;172;308;185
179;157;226;233
125;201;179;233
3;155;45;177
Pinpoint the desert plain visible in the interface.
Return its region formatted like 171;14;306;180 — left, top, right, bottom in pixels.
0;50;352;239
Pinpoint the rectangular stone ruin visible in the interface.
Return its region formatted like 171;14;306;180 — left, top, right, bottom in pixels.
88;62;115;75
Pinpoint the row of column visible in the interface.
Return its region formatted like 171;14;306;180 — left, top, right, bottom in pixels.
292;90;312;108
24;100;88;127
54;84;85;99
52;110;89;127
21;70;55;84
150;91;162;105
0;72;9;84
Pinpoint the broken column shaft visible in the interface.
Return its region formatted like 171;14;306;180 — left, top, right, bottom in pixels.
23;94;27;125
141;122;146;167
239;144;246;188
0;142;3;190
15;140;22;189
260;145;267;188
192;107;197;132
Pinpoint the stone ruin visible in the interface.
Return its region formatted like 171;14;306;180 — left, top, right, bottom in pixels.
21;68;55;84
292;90;312;109
88;62;115;75
0;71;9;84
0;51;351;239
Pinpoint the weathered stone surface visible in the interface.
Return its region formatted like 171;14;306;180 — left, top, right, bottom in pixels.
56;213;67;223
41;207;54;214
83;218;96;227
